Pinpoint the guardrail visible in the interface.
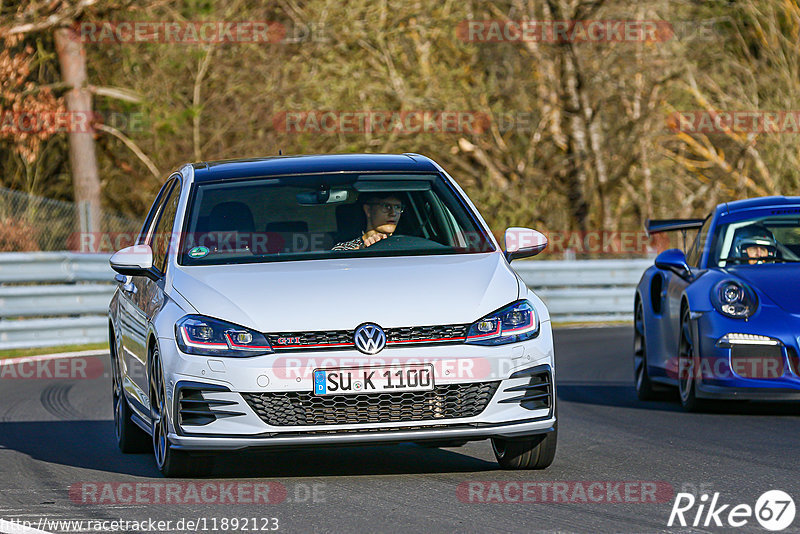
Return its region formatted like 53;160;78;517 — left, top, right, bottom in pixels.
0;253;115;350
0;253;652;350
512;259;652;323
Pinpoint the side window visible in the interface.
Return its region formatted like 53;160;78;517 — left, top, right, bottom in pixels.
686;216;711;267
137;179;174;245
149;179;181;273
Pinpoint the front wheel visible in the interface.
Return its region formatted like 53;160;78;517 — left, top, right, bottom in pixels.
150;347;213;477
111;333;150;453
633;299;660;401
678;307;707;412
491;424;557;470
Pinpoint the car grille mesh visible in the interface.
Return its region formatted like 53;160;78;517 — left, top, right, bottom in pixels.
386;324;468;343
267;324;469;351
241;381;499;426
268;330;352;347
730;345;785;378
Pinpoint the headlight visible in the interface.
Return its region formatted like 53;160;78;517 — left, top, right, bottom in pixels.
711;281;757;319
466;300;539;345
175;315;273;357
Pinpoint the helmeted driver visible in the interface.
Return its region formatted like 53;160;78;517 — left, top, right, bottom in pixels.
732;223;778;264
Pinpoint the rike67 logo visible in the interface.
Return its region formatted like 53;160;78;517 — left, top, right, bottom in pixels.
669;490;795;531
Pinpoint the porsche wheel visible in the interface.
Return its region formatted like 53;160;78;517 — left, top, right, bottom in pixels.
678;306;706;412
634;299;660;401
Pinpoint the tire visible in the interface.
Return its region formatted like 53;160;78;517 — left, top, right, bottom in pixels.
491;424;557;470
633;299;663;401
149;346;213;477
678;306;707;412
110;328;150;453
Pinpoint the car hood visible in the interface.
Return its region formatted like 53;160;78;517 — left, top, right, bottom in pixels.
728;264;800;314
170;253;520;332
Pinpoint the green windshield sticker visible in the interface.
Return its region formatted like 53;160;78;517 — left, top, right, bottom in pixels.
189;246;209;258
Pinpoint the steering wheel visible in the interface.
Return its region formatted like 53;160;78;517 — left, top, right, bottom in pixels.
366;235;445;251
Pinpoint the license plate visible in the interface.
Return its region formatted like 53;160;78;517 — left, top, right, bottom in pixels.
313;364;434;396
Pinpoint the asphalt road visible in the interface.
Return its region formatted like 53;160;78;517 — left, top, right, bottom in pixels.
1;327;798;534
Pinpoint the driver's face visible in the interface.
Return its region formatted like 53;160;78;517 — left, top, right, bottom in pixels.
744;245;770;264
364;196;403;234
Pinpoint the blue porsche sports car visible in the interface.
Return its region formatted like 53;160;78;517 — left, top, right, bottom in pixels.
635;196;800;411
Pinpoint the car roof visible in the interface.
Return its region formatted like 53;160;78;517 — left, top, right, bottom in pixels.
190;153;440;182
717;196;800;216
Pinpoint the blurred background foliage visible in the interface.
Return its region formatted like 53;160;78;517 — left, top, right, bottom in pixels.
0;0;798;251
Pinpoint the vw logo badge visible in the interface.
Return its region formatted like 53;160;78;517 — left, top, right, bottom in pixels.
354;323;386;355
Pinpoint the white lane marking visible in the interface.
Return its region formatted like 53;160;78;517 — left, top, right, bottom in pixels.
0;350;108;368
0;518;53;534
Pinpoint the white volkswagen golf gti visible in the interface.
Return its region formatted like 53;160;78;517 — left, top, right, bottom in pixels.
108;154;556;476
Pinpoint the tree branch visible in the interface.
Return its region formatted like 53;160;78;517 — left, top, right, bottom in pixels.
4;0;100;36
95;123;161;180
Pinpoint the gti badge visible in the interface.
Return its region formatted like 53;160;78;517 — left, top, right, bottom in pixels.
354;323;386;355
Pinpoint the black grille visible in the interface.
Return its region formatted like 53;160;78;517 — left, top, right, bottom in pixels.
268;330;351;349
499;369;552;411
731;345;785;379
242;382;499;426
178;387;243;427
268;324;469;351
386;324;468;344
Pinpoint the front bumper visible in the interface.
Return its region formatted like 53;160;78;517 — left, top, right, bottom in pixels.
169;416;556;451
157;321;556;451
693;310;800;400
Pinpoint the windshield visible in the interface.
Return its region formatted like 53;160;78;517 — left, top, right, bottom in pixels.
178;173;495;265
711;213;800;267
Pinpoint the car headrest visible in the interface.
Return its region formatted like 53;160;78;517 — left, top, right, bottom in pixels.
335;203;366;241
207;202;255;233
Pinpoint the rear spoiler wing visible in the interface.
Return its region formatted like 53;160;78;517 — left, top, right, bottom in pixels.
645;218;705;237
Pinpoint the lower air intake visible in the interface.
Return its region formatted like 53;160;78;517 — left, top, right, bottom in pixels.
242;382;499;426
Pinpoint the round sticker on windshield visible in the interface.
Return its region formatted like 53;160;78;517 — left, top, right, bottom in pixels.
189;246;209;258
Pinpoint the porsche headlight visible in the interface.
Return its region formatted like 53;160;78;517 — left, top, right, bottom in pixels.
711;281;757;319
175;315;273;357
466;300;540;345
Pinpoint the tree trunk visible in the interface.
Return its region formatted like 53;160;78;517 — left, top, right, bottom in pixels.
54;26;101;239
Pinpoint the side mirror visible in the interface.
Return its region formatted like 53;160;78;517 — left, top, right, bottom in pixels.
504;227;547;262
655;248;691;278
109;244;159;281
